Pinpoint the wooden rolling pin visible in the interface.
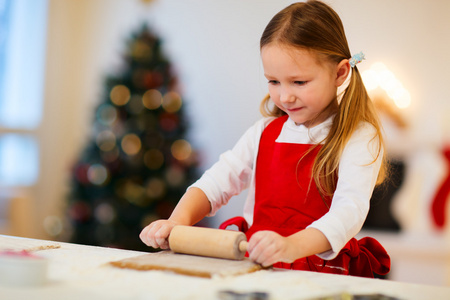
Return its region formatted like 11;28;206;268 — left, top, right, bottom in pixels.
168;225;248;260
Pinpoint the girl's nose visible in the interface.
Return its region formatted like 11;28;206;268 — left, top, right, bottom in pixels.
280;86;295;103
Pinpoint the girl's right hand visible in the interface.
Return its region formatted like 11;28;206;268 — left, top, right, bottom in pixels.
139;219;179;250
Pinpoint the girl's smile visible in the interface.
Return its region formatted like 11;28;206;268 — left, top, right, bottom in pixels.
286;107;303;112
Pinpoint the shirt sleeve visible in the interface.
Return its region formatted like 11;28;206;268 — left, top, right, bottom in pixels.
307;122;383;260
189;118;268;216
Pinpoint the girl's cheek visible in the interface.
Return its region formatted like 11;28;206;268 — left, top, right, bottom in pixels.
268;88;279;102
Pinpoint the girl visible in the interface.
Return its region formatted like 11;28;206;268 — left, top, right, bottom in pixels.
140;0;390;278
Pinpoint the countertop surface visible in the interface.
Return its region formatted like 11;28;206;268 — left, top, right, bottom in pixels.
1;234;450;300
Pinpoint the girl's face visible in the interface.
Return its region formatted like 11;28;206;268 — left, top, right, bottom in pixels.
261;44;347;128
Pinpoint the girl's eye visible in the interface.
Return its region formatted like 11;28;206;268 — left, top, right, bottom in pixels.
268;80;279;85
295;81;307;85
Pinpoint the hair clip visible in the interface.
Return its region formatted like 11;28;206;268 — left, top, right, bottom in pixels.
349;51;365;68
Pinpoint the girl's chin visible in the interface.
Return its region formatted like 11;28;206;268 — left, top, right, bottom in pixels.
291;117;315;128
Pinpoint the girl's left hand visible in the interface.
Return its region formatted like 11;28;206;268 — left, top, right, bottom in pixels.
247;231;296;267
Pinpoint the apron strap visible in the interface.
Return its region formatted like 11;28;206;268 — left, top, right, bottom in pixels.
219;216;249;233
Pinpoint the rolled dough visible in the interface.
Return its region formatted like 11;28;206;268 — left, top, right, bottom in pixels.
110;250;262;278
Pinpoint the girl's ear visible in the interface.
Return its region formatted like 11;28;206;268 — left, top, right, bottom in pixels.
335;59;351;87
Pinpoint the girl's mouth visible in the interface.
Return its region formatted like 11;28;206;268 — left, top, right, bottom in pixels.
286;107;303;112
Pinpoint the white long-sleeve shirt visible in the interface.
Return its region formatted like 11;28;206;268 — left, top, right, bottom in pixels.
190;116;382;259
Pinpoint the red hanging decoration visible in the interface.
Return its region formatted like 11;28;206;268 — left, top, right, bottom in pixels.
431;147;450;229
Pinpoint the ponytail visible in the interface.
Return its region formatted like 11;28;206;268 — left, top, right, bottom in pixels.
313;67;386;196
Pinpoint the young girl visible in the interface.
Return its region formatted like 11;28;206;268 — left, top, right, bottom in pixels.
140;0;390;278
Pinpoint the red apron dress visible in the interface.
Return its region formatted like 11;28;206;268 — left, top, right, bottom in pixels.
220;115;390;278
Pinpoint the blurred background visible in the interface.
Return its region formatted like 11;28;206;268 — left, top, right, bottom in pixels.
0;0;449;286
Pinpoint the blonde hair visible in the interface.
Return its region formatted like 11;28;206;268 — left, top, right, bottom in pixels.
260;0;387;197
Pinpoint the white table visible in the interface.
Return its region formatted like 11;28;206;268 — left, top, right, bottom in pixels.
358;230;450;286
1;235;449;300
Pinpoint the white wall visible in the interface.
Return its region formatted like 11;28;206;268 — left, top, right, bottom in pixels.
38;0;450;238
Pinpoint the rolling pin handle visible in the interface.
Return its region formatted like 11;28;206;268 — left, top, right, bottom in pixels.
239;240;248;253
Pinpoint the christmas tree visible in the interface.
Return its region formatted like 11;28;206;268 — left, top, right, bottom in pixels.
67;25;199;251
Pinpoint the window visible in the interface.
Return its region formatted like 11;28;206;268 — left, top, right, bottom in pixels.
0;0;48;186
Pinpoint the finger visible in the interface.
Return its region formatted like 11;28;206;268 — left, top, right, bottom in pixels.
248;233;271;263
143;221;164;248
253;244;276;266
248;232;282;267
150;222;170;248
141;223;157;248
259;243;280;267
139;223;155;246
260;255;278;268
154;225;172;249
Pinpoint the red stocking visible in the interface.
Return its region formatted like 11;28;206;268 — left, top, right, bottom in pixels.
431;148;450;229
